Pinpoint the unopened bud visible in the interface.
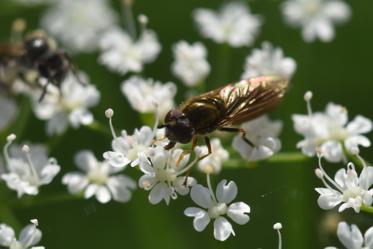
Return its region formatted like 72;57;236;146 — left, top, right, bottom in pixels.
304;91;313;102
7;134;16;142
105;108;114;118
273;222;282;230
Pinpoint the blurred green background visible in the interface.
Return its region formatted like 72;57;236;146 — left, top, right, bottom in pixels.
0;0;372;248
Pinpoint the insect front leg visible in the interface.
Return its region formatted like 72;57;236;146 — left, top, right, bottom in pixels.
219;127;255;147
197;136;212;161
176;136;198;167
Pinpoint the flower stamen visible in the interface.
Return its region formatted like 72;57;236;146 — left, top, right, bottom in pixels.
105;108;117;139
3;134;16;169
22;145;40;182
273;222;283;249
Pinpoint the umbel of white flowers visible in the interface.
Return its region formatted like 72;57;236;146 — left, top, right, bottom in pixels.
1;134;60;197
293;91;373;163
0;219;44;249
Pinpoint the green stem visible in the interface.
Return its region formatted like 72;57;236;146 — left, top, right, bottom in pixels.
0;205;21;231
223;152;309;169
361;205;373;214
11;193;82;209
139;113;155;127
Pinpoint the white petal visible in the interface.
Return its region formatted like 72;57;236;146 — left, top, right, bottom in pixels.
213;217;235;241
347;115;372;134
19;224;42;247
107;175;136;203
364;225;373;248
337;222;364;249
320;141;343;163
84;184;99;199
227;202;251;225
216;180;237;204
103;151;130;168
0;224;15;246
62;173;89;194
138;174;156;190
74;150;98;172
190;184;213;209
334;169;347;189
95;186;111;203
345;136;371;152
184;207;210;232
149;182;168;205
359;166;373;190
39;164;60;185
315;188;342;210
174;176;196;196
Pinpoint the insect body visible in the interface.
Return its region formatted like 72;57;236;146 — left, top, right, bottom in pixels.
0;32;83;101
162;75;289;158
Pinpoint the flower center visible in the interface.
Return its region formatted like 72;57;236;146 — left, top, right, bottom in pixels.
9;240;23;249
208;203;228;219
87;168;108;185
155;168;177;182
127;145;145;161
342;186;365;202
305;0;321;16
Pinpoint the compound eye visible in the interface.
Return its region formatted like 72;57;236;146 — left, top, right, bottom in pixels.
25;37;49;60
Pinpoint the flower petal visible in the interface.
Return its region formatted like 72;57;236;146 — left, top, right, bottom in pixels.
62;173;89;194
19;224;42;247
95;186;111;203
359;166;373;190
315;188;342;210
149;182;169;205
227;202;251;225
190;184;213;209
216;180;237;204
107;175;136;203
103;151;130;168
184;207;210;232
337;222;364;249
347;115;373;134
364;225;373;248
0;224;15;246
213;217;235;241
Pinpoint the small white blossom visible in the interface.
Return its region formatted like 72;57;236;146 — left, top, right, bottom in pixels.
282;0;351;42
0;95;17;131
193;2;262;47
315;157;373;213
171;41;210;87
138;146;196;205
241;42;296;79
63;150;136;204
121;76;176;119
32;72;100;136
104;126;155;169
325;222;373;249
232;115;282;161
196;138;228;174
1;138;60;198
185;179;250;241
41;0;117;53
99;26;161;75
293;95;372;162
0;220;44;249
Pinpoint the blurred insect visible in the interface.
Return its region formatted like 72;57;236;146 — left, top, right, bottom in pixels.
0;28;84;101
160;75;289;159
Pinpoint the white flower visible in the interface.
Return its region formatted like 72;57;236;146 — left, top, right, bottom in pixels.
325;221;373;249
171;41;210;86
41;0;117;53
138;146;196;205
196;138;228;174
184;179;250;241
99;26;161;75
1;137;60;197
282;0;351;42
0;220;44;249
104;126;155;169
193;2;262;47
32;72;100;136
232;115;282;161
315;158;373;213
0;95;17;131
62;150;136;204
293;95;372;162
241;42;297;79
121;76;176;119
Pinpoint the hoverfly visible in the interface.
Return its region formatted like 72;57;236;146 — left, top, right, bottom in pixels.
0;30;84;101
161;75;288;159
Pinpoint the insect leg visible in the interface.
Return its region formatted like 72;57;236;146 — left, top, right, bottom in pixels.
197;136;212;161
219;127;255;147
176;136;198;167
60;49;87;86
